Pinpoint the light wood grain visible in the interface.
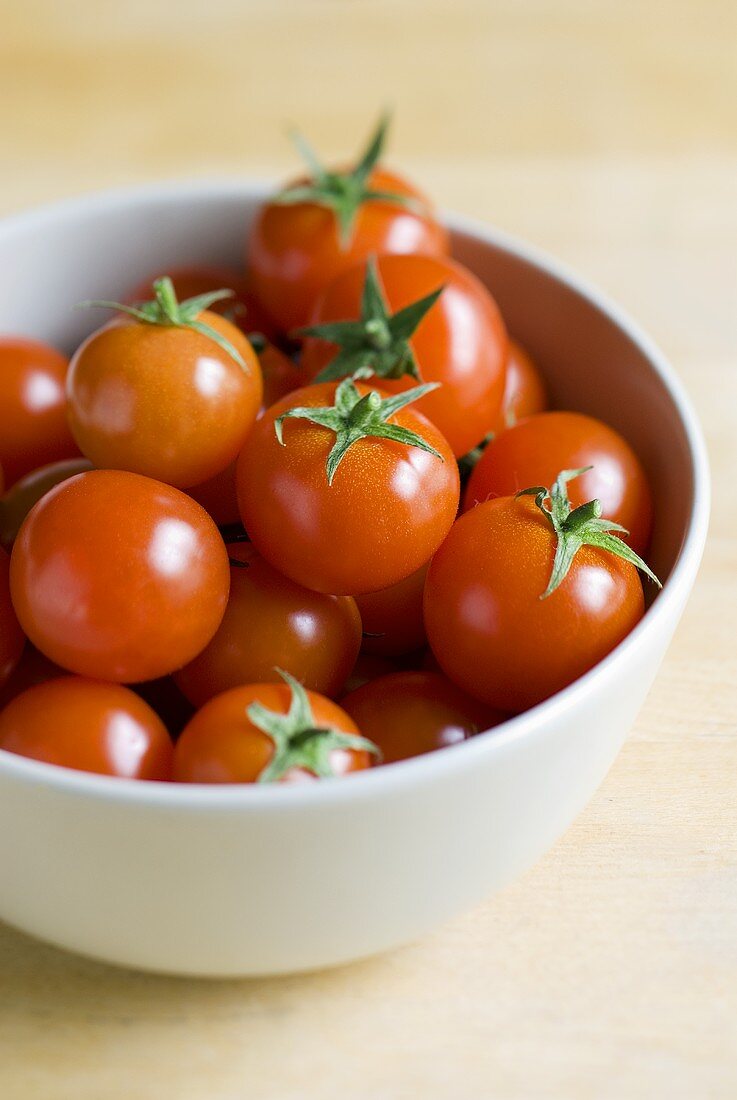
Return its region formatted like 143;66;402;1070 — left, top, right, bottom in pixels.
0;2;736;1097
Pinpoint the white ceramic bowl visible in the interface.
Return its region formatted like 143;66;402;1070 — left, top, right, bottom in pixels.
0;182;709;977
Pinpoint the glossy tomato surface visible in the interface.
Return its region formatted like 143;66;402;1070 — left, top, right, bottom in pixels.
0;457;93;550
248;168;449;332
66;312;262;489
10;470;230;683
175;543;362;707
237;382;460;595
463;411;653;555
490;338;547;433
126;265;281;340
174;682;370;784
0;337;79;487
0;546;25;688
0;677;173;780
341;670;503;764
300;253;508;457
424;496;646;712
355;563;428;657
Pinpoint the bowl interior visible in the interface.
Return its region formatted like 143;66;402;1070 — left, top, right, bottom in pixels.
0;182;697;588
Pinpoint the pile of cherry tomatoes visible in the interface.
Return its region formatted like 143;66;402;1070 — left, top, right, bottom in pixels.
0;116;659;785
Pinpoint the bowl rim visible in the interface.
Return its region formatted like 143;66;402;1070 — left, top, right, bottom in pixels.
0;179;711;810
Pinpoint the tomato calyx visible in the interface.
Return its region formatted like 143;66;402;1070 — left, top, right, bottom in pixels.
295;257;444;384
517;467;662;599
274;112;424;247
248;670;379;782
78;277;247;369
275;377;443;485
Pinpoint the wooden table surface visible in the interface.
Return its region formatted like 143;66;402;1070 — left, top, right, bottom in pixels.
1;2;736;1096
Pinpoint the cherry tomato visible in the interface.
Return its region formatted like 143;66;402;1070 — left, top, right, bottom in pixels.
237;381;459;595
0;644;65;710
491;338;547;432
424;495;646;712
0;546;25;688
343;653;402;694
249;168;448;333
10;470;230;683
257;338;303;408
300;253;508;457
0;678;173;780
174;681;371;784
355;563;428;657
0;337;79;487
174;542;362;707
126;265;281;341
0;457;93;550
342;671;503;764
463;411;653;555
187;460;240;528
67;302;262;489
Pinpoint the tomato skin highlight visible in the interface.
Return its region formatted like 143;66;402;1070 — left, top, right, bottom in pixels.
463;411;653;556
0;337;80;487
173;682;370;784
236;381;460;595
248;168;449;333
341;670;504;764
66;311;263;490
0;677;173;780
0;457;93;550
0;546;25;689
424;496;646;713
9;470;230;684
174;543;362;707
355;563;428;657
491;339;547;432
300;253;508;457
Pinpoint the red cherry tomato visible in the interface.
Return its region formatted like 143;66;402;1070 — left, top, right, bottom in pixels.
300;253;508;457
0;337;79;487
463;411;653;555
0;546;25;688
187;460;240;528
491;338;547;432
0;645;66;710
10;470;230;683
0;677;173;780
342;670;503;764
174;682;370;784
355;563;428;657
126;265;281;341
67;308;262;490
174;543;362;707
0;457;93;550
424;495;646;712
249;168;449;333
237;381;460;594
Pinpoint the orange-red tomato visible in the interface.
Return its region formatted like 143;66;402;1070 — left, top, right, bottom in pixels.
10;470;230;683
424;496;646;712
174;682;370;784
300;253;508;457
237;381;460;595
67;312;262;489
0;546;25;688
248;168;449;333
355;563;428;657
0;677;173;780
0;457;93;550
341;670;503;764
463;411;653;555
258;339;303;408
126;265;281;341
0;337;79;487
174;543;362;707
491;338;547;432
